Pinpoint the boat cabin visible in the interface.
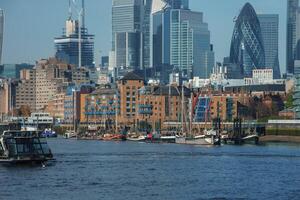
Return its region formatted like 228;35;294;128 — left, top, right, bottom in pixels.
0;130;53;163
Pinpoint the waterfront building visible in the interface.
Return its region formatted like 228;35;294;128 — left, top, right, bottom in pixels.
258;14;281;78
287;0;299;74
15;58;74;112
137;85;190;130
55;1;94;68
80;85;119;128
64;84;94;124
0;78;12;117
193;94;239;122
0;9;3;64
46;93;66;119
117;72;144;125
229;3;265;78
294;75;300;119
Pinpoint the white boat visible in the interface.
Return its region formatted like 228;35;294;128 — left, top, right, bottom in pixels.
127;135;146;142
64;130;77;139
176;130;220;145
242;134;259;144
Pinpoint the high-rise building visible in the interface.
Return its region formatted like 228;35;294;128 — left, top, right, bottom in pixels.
286;0;299;74
0;63;34;79
112;0;143;70
258;14;281;78
115;32;140;69
141;0;153;69
166;0;189;9
229;3;265;78
0;9;4;65
55;0;94;68
151;0;214;80
112;0;142;50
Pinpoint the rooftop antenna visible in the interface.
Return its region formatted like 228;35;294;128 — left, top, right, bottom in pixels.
82;0;85;28
68;0;72;19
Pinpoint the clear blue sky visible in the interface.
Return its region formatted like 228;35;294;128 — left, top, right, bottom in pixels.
1;0;286;73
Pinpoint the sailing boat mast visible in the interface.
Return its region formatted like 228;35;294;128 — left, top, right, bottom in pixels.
181;85;184;136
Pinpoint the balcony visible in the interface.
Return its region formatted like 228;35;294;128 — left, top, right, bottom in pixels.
138;110;153;115
138;104;153;109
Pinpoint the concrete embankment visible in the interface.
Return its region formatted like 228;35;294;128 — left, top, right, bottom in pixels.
260;135;300;143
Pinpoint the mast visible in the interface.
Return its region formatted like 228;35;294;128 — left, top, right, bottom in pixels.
115;91;118;134
82;0;85;28
181;85;184;135
190;91;193;136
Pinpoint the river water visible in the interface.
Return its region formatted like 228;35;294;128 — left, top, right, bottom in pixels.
1;139;300;200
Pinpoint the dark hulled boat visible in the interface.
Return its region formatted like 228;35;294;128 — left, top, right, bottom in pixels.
0;130;54;164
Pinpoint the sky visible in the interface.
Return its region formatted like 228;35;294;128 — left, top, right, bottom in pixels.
0;0;286;73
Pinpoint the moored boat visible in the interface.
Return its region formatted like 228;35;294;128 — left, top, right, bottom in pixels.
127;135;146;142
41;129;57;138
64;130;77;139
0;130;54;164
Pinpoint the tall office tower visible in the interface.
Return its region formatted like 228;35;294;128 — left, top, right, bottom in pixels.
229;3;265;78
287;0;299;74
151;0;214;80
55;0;94;68
0;9;4;65
165;0;189;9
115;32;140;69
141;0;153;69
258;14;281;78
112;0;143;70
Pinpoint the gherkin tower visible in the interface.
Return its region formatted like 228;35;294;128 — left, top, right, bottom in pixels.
229;3;265;78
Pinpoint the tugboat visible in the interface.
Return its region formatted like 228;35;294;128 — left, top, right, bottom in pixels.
0;130;54;164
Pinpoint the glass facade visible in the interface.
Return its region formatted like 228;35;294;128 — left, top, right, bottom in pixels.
141;0;153;69
112;0;142;50
166;0;189;9
0;64;34;79
115;32;140;69
286;0;299;74
152;4;214;79
229;3;265;78
258;14;281;79
0;9;3;65
55;19;95;68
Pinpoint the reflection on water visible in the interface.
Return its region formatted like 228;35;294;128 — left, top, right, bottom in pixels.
1;139;300;200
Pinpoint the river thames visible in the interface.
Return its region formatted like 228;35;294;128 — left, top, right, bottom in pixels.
1;139;300;200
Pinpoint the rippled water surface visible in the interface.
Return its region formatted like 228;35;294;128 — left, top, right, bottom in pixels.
1;139;300;200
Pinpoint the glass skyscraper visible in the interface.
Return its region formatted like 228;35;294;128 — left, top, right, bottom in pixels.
286;0;299;74
151;0;214;79
55;1;94;68
55;18;95;68
115;32;140;69
112;0;143;70
229;3;265;78
0;9;3;65
141;0;153;69
258;14;281;78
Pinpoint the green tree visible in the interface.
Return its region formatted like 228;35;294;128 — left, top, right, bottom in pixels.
285;92;294;109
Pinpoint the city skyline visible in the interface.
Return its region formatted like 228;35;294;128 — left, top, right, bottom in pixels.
1;0;286;73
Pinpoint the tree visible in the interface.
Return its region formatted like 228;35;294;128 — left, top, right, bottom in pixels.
18;105;31;117
285;92;294;109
